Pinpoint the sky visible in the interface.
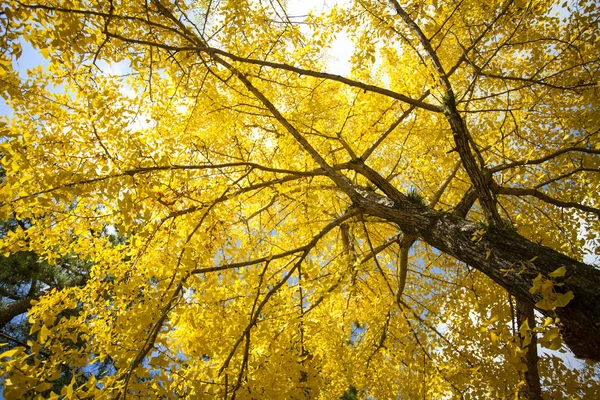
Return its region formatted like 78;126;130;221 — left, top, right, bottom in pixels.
287;0;354;76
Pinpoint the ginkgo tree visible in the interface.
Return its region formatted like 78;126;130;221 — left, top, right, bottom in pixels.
0;0;599;398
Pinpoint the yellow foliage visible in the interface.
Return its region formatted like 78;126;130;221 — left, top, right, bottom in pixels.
0;0;599;398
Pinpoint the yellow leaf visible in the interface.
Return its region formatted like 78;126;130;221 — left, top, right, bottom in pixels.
529;273;544;294
519;319;530;335
40;47;51;58
522;333;531;347
548;339;562;351
553;291;574;308
49;370;62;381
490;331;498;346
0;347;23;359
549;266;567;278
535;298;554;310
35;382;53;392
27;340;41;355
63;377;76;399
39;325;49;344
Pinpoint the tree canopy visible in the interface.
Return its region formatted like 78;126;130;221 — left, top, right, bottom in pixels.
1;0;599;398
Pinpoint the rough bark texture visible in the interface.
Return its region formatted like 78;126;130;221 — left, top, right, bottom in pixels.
443;99;503;226
350;180;600;361
517;299;542;400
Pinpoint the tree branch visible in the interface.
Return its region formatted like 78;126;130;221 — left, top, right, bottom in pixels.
495;185;600;217
490;147;600;173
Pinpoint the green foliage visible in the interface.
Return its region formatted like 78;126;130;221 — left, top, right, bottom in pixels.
406;188;426;206
340;386;359;400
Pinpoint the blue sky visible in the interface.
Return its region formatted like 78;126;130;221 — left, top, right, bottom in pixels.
1;40;48;119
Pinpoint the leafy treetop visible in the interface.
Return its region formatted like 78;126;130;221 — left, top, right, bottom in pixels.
0;0;599;398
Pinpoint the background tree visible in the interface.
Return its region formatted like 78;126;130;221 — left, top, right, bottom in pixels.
1;0;599;398
0;161;112;394
0;222;91;329
0;159;89;328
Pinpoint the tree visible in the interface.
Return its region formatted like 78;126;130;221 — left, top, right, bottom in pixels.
0;160;88;328
0;221;91;330
0;0;599;398
0;163;110;394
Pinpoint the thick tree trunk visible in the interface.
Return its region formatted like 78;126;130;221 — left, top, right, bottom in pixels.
352;187;600;361
201;20;600;360
516;299;542;400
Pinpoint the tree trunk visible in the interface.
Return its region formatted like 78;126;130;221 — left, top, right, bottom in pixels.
352;187;600;361
517;298;542;400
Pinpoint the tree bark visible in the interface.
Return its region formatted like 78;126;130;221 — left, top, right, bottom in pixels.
147;2;600;362
350;184;600;361
516;299;542;400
